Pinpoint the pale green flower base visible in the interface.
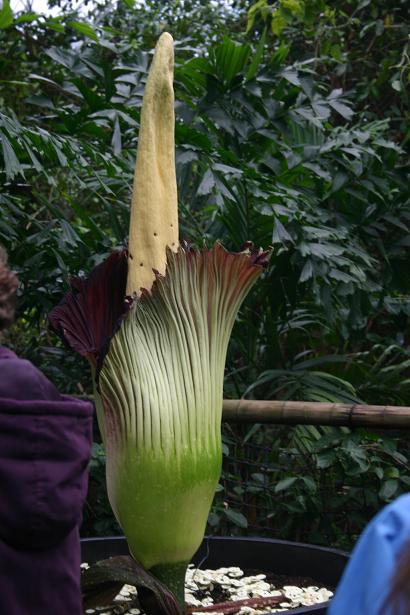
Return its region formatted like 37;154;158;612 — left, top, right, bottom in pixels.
106;446;221;570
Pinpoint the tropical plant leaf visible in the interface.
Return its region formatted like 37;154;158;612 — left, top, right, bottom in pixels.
68;20;99;42
0;0;13;29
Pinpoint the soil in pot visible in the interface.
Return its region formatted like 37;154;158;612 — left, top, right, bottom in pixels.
82;562;334;614
81;536;348;615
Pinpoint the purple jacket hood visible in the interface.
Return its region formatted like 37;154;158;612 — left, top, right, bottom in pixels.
0;346;94;614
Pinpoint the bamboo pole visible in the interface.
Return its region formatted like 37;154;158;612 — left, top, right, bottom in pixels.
78;395;410;430
222;399;410;429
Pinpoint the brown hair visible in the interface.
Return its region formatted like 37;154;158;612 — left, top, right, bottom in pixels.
383;539;410;615
0;245;18;331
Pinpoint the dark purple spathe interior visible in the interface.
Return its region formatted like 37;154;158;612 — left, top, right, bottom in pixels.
49;249;131;373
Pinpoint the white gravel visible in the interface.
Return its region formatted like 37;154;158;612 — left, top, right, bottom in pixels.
83;564;333;614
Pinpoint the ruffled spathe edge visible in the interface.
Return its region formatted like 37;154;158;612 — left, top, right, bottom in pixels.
49;241;270;381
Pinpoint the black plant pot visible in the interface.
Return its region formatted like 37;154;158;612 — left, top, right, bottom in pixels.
81;536;349;615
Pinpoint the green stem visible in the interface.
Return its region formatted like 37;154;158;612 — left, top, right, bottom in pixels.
150;561;188;613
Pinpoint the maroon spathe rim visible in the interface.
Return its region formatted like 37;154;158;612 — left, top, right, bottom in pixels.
49;241;270;380
49;249;131;373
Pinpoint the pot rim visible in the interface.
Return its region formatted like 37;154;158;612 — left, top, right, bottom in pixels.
81;534;349;556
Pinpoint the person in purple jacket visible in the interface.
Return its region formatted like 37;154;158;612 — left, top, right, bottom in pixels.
0;245;94;615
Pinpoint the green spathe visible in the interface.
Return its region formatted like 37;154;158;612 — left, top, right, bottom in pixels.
99;244;264;575
106;447;221;569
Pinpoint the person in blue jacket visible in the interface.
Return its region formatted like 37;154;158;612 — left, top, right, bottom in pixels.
328;493;410;615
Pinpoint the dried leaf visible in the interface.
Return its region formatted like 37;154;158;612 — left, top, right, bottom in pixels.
81;556;181;615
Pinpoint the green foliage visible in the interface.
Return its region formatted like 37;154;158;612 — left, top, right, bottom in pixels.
247;0;410;144
211;425;410;548
1;0;410;544
83;443;122;536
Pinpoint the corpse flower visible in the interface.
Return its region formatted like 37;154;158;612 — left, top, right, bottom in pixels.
50;33;269;613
